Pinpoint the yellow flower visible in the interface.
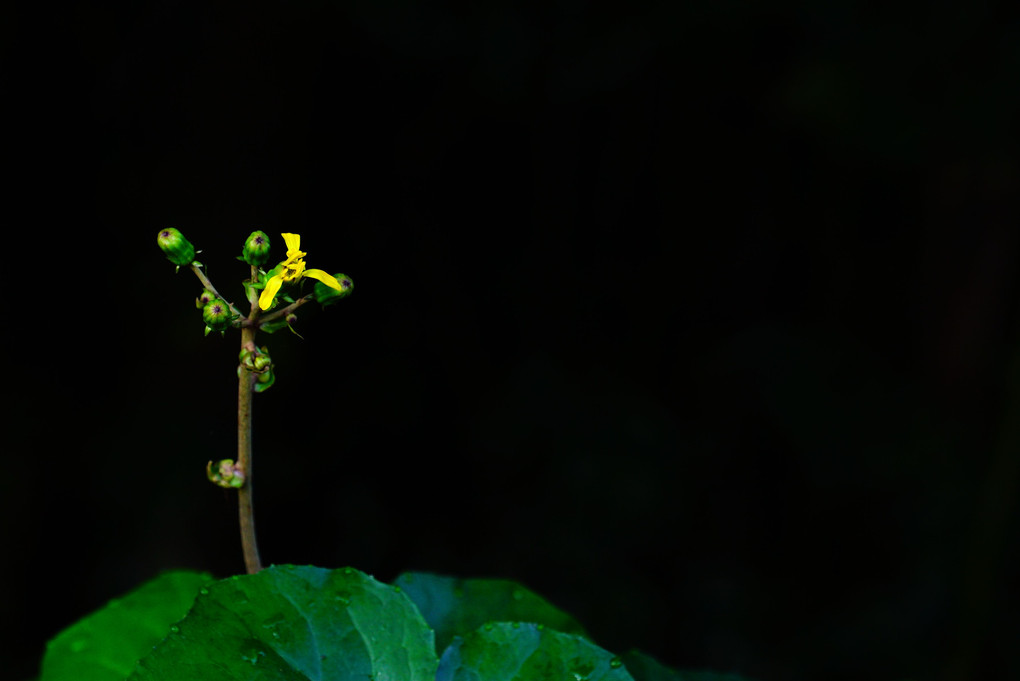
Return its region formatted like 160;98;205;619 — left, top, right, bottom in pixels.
258;233;342;310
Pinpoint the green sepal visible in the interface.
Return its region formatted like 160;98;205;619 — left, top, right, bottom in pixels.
254;367;275;392
259;319;289;335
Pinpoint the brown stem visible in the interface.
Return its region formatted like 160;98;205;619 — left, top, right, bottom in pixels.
237;268;263;574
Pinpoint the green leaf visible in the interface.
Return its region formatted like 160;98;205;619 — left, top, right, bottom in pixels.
258;319;290;335
394;572;588;653
130;564;437;681
41;570;211;681
437;622;633;681
620;650;755;681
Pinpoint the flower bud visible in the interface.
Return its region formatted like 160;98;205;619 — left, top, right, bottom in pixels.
207;460;245;488
202;297;233;333
157;228;196;266
314;273;354;307
239;345;271;371
241;231;271;266
253;347;272;371
196;289;217;309
254;366;276;393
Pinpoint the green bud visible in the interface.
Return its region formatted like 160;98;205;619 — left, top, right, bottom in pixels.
241;231;271;266
207;460;245;489
253;351;272;371
239;345;271;372
314;273;354;307
238;346;274;390
157;228;196;266
196;289;217;309
254;366;275;393
202;297;233;332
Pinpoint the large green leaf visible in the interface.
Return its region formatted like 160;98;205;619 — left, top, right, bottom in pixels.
394;572;588;652
129;564;437;681
437;622;633;681
41;570;211;681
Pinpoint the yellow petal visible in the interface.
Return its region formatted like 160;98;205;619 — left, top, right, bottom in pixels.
282;233;301;253
259;275;285;310
303;268;342;290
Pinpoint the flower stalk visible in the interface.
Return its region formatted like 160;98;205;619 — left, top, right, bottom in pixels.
157;229;351;575
237;271;262;573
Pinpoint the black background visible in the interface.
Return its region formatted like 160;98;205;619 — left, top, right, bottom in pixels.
4;2;1020;680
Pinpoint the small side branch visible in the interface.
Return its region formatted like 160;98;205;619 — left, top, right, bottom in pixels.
252;294;314;327
189;263;246;319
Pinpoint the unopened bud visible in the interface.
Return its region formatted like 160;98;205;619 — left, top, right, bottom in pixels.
241;231;271;266
253;349;272;371
314;273;354;307
202;298;233;333
157;228;196;267
254;366;275;393
196;289;217;309
239;345;271;371
207;460;245;488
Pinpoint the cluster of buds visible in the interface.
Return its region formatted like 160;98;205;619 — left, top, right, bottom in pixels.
207;459;246;488
157;226;354;491
239;345;275;393
156;228;354;337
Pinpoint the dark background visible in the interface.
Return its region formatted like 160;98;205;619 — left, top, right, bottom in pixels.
4;2;1019;680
